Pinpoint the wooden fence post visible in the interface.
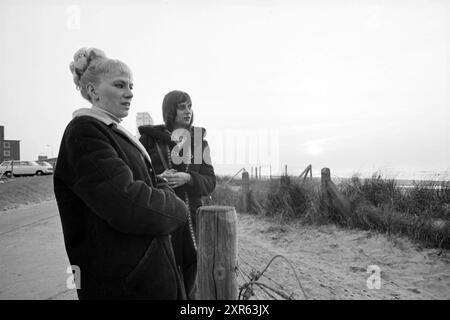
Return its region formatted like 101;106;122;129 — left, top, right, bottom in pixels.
299;164;312;183
241;170;250;213
196;206;238;300
321;167;353;218
321;168;331;213
327;180;352;217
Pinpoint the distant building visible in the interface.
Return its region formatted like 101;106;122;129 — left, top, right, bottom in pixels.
36;155;57;167
136;112;154;137
0;126;20;163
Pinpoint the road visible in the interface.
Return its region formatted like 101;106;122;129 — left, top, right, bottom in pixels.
0;200;77;300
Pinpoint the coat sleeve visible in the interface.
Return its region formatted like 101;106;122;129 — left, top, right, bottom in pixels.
62;119;188;236
186;139;216;197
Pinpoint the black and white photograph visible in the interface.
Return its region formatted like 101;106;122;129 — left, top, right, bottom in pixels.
0;0;449;306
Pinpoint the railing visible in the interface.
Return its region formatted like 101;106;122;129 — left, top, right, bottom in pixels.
0;162;14;180
240;164;313;213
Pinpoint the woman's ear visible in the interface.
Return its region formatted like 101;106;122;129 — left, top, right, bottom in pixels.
87;83;99;102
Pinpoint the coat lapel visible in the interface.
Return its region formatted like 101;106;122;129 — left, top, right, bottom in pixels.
110;124;153;166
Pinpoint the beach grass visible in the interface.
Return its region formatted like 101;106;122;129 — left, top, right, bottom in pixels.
209;172;450;248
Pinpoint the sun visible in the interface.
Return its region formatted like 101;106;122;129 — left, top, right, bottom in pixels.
305;141;324;156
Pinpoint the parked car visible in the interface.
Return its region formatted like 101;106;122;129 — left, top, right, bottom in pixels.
35;161;54;175
0;160;53;177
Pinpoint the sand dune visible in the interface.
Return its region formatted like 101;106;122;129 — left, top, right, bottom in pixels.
237;213;450;300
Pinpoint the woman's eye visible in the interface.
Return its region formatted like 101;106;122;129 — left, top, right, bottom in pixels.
115;84;124;88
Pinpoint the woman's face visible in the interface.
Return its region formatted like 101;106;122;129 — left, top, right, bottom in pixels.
93;70;134;119
173;101;192;128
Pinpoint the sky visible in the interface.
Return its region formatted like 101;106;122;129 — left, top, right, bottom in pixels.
0;0;449;179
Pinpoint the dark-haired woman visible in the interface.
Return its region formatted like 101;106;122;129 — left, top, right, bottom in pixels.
138;91;216;286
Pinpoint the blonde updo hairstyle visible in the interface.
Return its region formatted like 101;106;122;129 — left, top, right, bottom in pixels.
69;47;132;102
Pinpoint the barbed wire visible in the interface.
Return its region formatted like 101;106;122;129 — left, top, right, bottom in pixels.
237;253;309;300
254;282;293;300
221;167;312;300
253;282;278;300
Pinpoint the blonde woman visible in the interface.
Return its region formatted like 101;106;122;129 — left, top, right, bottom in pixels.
54;48;196;300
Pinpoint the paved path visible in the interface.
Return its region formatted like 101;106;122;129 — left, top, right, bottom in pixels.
0;201;77;300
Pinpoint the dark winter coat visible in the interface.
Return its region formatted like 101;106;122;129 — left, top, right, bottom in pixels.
53;109;196;300
138;124;216;233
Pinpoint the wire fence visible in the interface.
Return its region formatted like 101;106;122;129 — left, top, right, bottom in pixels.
236;253;308;300
214;165;313;300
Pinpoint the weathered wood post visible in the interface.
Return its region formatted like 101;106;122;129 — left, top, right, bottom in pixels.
196;206;238;300
241;170;250;213
321;168;331;213
299;164;312;183
321;167;353;218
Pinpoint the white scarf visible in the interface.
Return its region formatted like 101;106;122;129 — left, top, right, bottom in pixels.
72;107;152;164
